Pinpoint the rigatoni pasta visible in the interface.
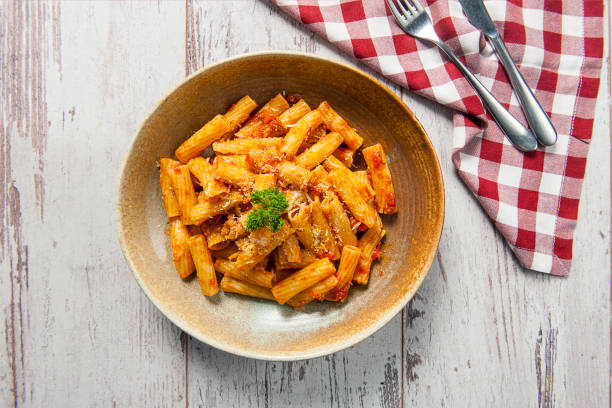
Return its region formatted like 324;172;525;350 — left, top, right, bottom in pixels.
169;165;197;224
159;158;180;218
169;217;195;279
223;96;258;132
175;115;230;163
295;131;343;170
187;157;229;198
326;245;360;302
158;93;396;307
271;258;336;304
362;144;397;214
317;101;363;150
353;227;385;285
189;234;219;296
235;94;290;139
220;276;275;300
288;275;339;309
280;110;323;159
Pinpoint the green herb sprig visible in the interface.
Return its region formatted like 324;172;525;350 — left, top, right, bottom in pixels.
245;187;289;232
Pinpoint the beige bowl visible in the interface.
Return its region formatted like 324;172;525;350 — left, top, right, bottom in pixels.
116;51;444;360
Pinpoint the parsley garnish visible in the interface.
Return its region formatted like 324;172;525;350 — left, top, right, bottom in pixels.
245;187;289;232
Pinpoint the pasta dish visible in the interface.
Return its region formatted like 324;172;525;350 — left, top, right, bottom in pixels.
158;93;397;309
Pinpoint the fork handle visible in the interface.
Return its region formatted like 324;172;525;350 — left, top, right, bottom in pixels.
488;34;557;146
436;42;538;152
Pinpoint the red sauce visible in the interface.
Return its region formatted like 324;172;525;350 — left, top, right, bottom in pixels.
316;249;334;259
371;242;382;261
326;286;348;302
261;111;278;125
349;215;369;232
254;112;285;138
371;150;384;168
385;192;396;213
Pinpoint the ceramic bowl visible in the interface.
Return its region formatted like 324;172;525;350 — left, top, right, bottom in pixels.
116;51;444;360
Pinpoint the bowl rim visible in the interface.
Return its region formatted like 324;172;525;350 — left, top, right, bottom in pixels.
115;50;445;361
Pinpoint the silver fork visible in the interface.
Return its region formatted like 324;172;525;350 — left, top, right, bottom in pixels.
386;0;538;152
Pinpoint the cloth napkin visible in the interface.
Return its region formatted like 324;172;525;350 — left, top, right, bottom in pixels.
272;0;605;275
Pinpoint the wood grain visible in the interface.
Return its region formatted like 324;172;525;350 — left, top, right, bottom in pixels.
0;0;609;406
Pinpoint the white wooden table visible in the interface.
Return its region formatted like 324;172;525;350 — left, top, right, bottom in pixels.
1;1;610;406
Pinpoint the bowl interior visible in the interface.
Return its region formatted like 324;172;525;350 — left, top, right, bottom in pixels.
117;52;444;360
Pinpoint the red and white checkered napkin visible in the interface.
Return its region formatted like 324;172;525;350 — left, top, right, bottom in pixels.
272;0;605;275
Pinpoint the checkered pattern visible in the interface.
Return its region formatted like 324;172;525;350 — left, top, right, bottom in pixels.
273;0;604;275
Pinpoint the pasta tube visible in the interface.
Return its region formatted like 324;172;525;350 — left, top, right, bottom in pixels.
278;99;311;127
169;217;195;278
221;213;249;241
159;158;180;218
214;258;276;288
254;173;277;190
187;192;244;225
332;147;354;168
327;168;379;229
274;248;317;270
175;115;230;162
277;161;311;189
354;170;375;199
231;224;294;272
220;276;275;301
294;132;343;170
280;110;323;159
189;234;219;296
212;137;283;155
317;101;363;150
213;160;255;189
211;243;239;260
245;148;282;173
324;156;373;201
169;165;197;223
214;155;252;170
321;192;357;247
271;258;336;304
326;245;360;301
362;143;397;214
353;227;384;285
311;198;340;260
287;276;339;309
200;221;227;250
288;205;316;253
187;157;229;198
235;94;290;138
276;234;301;264
224;96;258;132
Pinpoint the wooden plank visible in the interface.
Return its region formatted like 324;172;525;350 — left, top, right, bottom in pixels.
1;2;60;404
184;1;404;407
1;1;188;406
